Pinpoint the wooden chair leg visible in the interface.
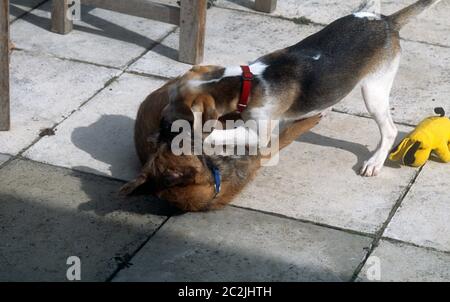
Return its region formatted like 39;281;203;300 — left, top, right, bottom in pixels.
255;0;277;13
179;0;207;65
51;0;74;34
1;0;10;131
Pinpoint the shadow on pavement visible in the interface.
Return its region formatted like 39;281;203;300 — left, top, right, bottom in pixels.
69;114;181;216
9;1;177;60
70;114;139;180
297;130;408;173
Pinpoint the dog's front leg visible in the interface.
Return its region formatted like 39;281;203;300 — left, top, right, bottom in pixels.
360;57;400;176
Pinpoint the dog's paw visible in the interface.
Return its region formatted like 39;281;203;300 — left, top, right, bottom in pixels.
360;158;384;177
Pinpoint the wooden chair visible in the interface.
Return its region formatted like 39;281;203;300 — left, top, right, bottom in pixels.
255;0;277;13
1;0;10;131
51;0;208;65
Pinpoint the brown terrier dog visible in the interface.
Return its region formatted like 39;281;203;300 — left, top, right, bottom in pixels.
120;76;321;211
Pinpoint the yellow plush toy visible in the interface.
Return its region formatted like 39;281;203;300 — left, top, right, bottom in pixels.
389;108;450;167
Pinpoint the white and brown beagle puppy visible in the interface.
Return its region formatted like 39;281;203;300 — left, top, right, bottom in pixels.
161;0;442;177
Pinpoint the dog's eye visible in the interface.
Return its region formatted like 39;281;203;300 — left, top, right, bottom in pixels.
160;118;171;131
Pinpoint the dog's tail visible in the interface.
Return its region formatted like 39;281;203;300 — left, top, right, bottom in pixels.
387;0;442;31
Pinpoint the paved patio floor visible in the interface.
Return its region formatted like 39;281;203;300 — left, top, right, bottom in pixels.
1;0;449;281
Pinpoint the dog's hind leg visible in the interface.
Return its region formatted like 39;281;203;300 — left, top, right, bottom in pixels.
360;56;400;177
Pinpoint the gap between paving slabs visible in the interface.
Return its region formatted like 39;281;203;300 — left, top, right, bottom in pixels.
349;166;424;281
105;216;172;282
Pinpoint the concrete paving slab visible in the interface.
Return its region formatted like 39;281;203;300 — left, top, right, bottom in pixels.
9;0;46;22
335;40;450;126
233;112;417;234
0;159;168;282
11;1;176;68
127;7;320;78
127;31;191;79
24;73;166;181
0;51;118;155
215;0;362;25
113;207;372;282
357;240;450;282
383;161;450;252
0;154;11;165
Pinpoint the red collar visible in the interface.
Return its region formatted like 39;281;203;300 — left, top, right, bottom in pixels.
237;65;254;113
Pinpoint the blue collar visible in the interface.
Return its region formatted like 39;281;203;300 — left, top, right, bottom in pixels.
211;166;221;195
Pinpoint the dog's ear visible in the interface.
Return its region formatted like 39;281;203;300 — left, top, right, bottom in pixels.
162;167;197;188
